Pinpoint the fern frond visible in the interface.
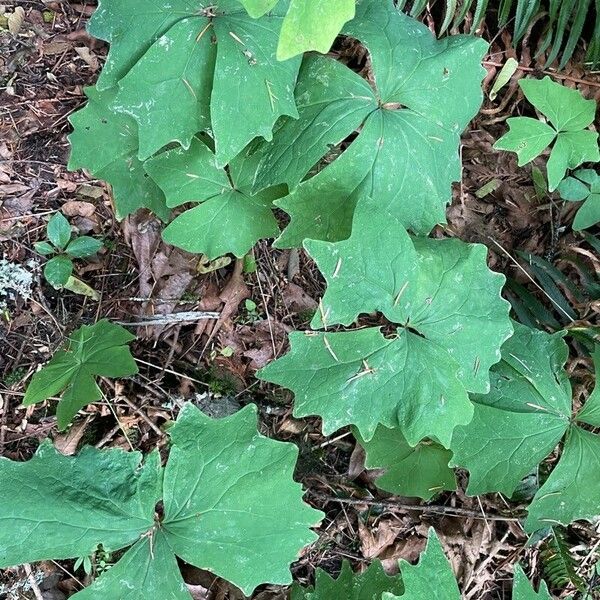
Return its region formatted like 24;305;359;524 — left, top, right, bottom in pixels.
540;528;586;593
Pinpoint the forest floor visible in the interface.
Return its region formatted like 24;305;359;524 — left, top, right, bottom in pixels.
1;2;599;599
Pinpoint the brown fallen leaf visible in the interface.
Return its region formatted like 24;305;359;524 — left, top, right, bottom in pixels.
53;416;92;455
61;200;96;218
358;518;401;559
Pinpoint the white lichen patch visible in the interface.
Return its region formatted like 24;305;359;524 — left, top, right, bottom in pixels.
0;259;34;310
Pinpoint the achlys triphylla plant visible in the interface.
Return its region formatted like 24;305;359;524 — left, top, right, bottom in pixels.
293;529;552;599
0;404;322;598
494;76;599;192
23;320;137;429
35;212;103;294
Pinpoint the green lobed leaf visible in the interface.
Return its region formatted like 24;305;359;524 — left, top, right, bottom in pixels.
253;0;488;243
493;117;556;165
0;443;161;567
306;201;512;394
450;323;572;497
384;529;461;600
546;129;599;192
23;320;138;429
145;138;280;259
72;533;189;599
46;213;72;249
525;426;600;532
98;1;301;166
1;404;322;598
260;327;473;445
68;86;168;221
162;404;323;594
494;77;599;192
277;0;356;60
355;425;456;500
43;255;74;288
65;236;104;259
382;530;551;599
259;200;512;443
291;559;404;599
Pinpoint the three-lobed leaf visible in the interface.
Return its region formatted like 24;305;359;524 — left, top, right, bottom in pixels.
494;77;599;191
23;320;138;429
145;138;281;259
259;199;512;444
0;404;323;598
253;0;488;245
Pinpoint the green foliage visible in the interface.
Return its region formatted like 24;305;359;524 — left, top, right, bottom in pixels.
0;404;322;597
239;0;355;60
244;0;599;68
36;213;104;289
68;86;169;221
259;199;512;444
450;324;600;532
494;77;599;191
256;0;488;244
23;320;137;429
558;168;600;230
355;425;456;500
381;529;551;599
384;529;461;599
90;0;301;166
145;138;281;259
291;560;403;599
292;529;550;599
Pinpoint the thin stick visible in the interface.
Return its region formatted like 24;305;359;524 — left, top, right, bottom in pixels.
134;358;209;387
309;491;524;522
24;564;44;600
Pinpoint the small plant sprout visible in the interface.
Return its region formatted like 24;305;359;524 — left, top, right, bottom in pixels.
35;212;104;295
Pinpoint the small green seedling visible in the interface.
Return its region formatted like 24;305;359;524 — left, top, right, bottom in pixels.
494;77;599;192
23;319;138;429
558;168;600;230
35;212;103;291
